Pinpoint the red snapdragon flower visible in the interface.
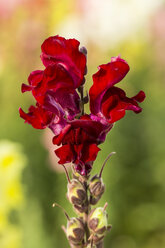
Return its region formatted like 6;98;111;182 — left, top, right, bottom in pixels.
54;124;100;176
41;36;87;88
19;63;82;135
53;115;112;176
89;56;145;124
19;35;145;176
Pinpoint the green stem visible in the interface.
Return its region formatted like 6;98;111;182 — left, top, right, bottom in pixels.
78;85;84;115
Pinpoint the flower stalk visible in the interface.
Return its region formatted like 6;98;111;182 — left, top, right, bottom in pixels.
19;35;145;247
78;85;85;116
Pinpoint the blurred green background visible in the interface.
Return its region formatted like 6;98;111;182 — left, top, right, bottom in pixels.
0;0;165;247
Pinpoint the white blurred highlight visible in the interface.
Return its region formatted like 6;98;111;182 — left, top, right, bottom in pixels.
55;0;164;48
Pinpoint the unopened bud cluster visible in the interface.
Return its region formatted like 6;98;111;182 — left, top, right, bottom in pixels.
62;160;113;247
54;153;115;247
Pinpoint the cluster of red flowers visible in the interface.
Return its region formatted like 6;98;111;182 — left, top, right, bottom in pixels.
19;35;145;176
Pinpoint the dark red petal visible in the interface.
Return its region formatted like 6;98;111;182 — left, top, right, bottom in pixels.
89;56;130;114
101;87;144;123
101;94;118;118
31;64;75;105
19;105;52;129
41;35;86;88
28;70;43;86
108;108;126;123
74;144;83;160
69;117;112;144
131;90;146;102
45;88;80;120
21;83;33;93
82;144;100;163
74;127;95;144
55;144;74;164
44;63;74;89
53;124;71;145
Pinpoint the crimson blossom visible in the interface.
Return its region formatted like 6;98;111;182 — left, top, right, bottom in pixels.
19;35;145;176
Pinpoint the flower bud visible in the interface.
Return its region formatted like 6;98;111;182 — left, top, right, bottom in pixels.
89;175;105;205
66;217;85;246
88;204;112;245
67;179;88;212
89;152;116;205
53;203;85;246
79;46;87;56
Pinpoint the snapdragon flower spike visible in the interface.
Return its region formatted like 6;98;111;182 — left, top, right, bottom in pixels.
41;35;87;88
89;56;146;123
19;35;145;176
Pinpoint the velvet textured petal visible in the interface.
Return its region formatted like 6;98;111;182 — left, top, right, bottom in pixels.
53;124;72;146
21;84;33;93
82;144;100;163
19;105;53;129
31;64;75;105
69;116;112;144
41;35;86;88
28;70;44;86
101;87;145;123
55;144;74;164
21;70;44;93
73;143;100;176
89;56;130;114
45;88;80;120
43;92;68;135
131;90;146;103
